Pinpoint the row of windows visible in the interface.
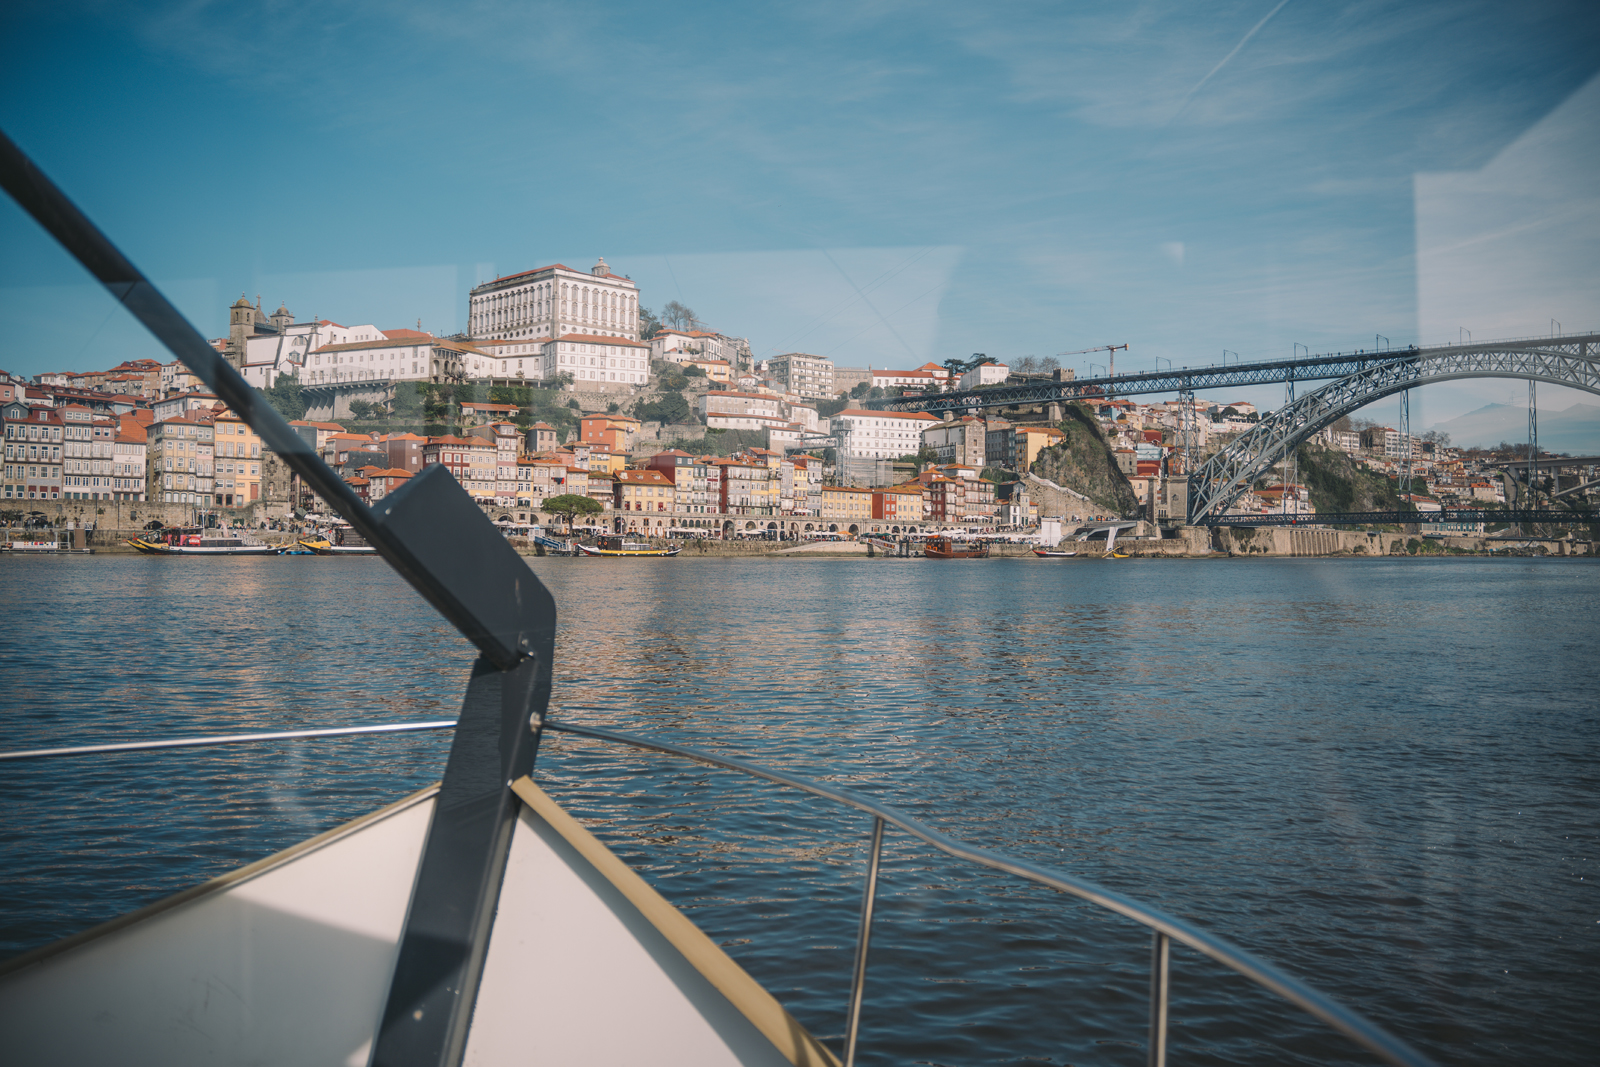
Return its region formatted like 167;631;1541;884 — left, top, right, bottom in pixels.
4;423;63;441
4;443;62;460
4;464;59;479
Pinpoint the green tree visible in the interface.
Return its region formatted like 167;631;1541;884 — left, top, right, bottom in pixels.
637;390;692;424
391;382;426;419
261;374;306;421
639;305;662;339
543;493;602;530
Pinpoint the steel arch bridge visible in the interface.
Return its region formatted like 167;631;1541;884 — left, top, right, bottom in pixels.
1187;334;1600;524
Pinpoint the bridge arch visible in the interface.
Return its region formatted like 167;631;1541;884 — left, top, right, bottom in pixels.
1188;340;1600;523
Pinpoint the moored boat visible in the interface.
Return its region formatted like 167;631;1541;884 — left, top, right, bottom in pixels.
298;527;378;555
924;535;989;559
126;527;280;556
576;535;682;557
1032;548;1078;557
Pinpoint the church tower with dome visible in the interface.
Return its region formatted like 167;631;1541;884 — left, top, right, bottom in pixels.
225;294;293;371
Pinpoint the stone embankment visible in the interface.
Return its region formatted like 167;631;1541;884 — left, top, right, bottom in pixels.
1210;526;1594;557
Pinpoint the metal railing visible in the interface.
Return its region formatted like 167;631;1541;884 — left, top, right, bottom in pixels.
0;720;457;762
539;720;1438;1067
1;718;1439;1067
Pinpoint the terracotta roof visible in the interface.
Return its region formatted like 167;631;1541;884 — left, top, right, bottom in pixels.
835;409;940;421
162;410;215;426
312;336;430;353
702;390;782;402
551;332;648;348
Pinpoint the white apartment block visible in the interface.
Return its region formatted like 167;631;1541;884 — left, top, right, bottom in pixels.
290;332;481;385
650;329;751;370
240;320;397;388
871;364;955;392
958;362;1009;390
469;259;640;344
832;409;940;460
542;333;652;388
697;391;784;422
765;353;835;400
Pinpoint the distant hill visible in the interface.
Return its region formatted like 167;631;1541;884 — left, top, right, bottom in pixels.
1425;402;1600;452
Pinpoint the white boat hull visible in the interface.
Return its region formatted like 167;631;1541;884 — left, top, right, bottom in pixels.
0;780;834;1067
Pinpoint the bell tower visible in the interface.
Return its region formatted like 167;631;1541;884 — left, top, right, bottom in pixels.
226;294;255;371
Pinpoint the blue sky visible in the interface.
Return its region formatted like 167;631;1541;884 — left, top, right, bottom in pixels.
1;1;1596;439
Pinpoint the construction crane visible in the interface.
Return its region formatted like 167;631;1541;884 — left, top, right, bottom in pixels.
1058;343;1129;377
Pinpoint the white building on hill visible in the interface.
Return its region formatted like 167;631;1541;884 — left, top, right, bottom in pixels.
468;259;640;344
650;328;752;372
541;333;652;390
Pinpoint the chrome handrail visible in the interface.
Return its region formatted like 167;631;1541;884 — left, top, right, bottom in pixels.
540;719;1439;1067
0;716;1440;1065
0;721;458;762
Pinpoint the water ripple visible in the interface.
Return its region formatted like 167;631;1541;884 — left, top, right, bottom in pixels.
1;554;1596;1065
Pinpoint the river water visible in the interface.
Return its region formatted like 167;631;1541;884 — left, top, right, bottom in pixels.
1;554;1595;1065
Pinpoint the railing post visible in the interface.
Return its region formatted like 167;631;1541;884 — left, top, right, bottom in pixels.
843;815;885;1067
1148;930;1170;1067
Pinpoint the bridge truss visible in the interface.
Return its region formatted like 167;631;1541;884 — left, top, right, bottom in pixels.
1187;335;1600;524
865;350;1407;413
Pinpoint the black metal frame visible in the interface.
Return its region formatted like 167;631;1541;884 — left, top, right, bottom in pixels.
0;128;556;1067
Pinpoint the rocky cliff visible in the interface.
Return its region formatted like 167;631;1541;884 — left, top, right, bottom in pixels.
1295;443;1401;512
1029;404;1139;516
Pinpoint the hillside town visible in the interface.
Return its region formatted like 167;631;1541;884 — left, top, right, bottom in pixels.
1;258;1585;539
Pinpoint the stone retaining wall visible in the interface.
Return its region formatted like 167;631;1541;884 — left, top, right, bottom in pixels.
2;498;286;530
